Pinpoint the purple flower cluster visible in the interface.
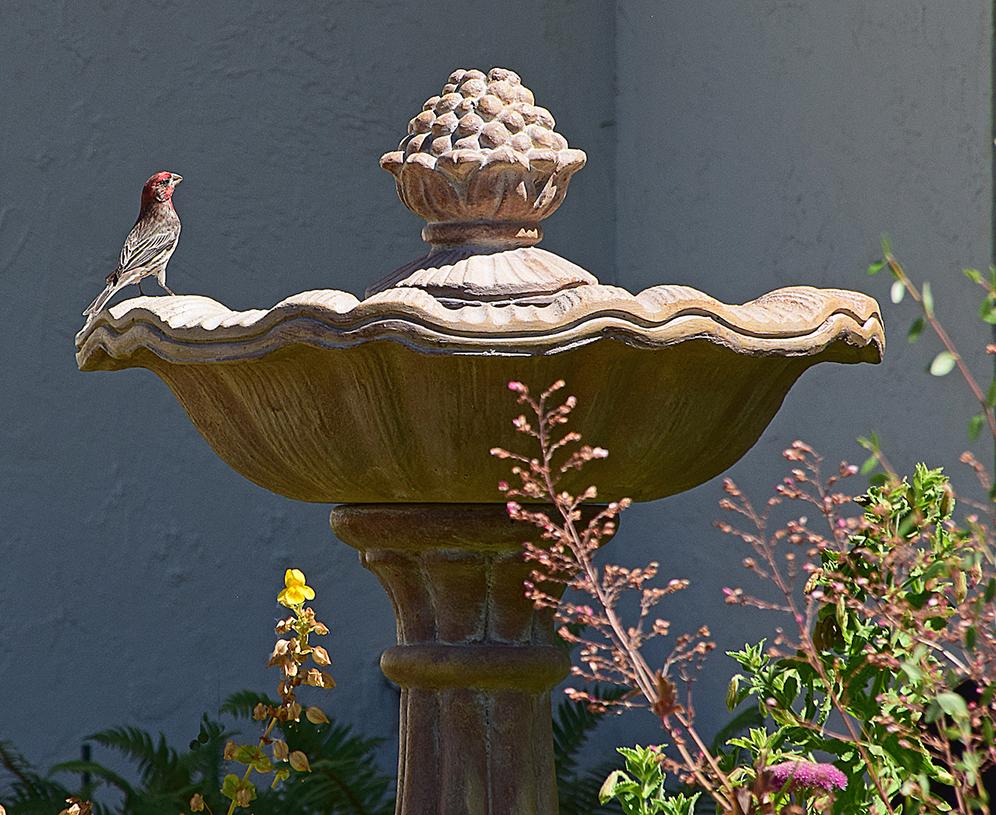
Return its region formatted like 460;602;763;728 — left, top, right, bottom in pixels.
767;761;847;793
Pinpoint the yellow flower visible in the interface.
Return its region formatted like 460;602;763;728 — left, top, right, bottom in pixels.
277;568;315;608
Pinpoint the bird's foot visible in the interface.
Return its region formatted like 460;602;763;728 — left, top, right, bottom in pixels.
160;283;176;296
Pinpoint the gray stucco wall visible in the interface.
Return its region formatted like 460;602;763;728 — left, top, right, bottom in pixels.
601;0;994;763
1;0;991;786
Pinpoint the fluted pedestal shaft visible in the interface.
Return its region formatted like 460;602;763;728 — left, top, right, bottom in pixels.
330;504;568;815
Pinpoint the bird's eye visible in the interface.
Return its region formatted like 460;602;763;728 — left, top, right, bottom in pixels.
160;179;169;185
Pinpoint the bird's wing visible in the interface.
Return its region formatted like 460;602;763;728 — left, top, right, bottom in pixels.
116;217;180;277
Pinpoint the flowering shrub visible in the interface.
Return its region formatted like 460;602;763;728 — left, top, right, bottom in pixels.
721;452;995;812
494;370;995;813
598;745;699;814
765;762;847;795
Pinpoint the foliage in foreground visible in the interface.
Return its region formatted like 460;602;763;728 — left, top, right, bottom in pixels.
0;698;393;815
0;569;393;815
492;245;996;813
7;245;996;815
1;685;636;815
495;390;994;811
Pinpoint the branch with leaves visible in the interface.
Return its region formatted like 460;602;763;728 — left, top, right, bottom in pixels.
867;237;996;447
492;381;849;815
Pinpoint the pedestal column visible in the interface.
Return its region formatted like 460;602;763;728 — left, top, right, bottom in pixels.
330;504;569;815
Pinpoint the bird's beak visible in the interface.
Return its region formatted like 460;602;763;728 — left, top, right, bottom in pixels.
170;174;183;185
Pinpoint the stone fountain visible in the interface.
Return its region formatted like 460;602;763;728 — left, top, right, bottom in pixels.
76;67;884;815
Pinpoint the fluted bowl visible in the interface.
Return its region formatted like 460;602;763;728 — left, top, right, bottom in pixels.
75;282;883;503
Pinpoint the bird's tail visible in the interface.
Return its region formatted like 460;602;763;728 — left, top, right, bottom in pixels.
82;276;123;317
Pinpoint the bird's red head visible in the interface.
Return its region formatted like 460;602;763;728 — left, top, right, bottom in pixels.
141;171;183;208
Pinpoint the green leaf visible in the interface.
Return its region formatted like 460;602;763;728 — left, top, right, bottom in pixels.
965;626;978;649
860;454;878;475
232;744;264;765
979;296;996;324
867;259;886;276
969;414;985;440
900;660;924;683
964;267;983;284
907;317;924;343
890;280;905;303
662;792;700;815
984;577;995;603
880;234;892;256
922;281;935;317
983;684;996;706
221;773;243;800
929;351;957;376
725;676;740;710
598;770;626;804
936;691;969;722
221;773;258;806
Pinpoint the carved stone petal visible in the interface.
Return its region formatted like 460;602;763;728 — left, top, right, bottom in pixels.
379;150;405;179
395;160;461;222
369;247;598;300
75;286;883;503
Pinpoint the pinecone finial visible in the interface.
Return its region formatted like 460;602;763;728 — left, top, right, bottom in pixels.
380;67;586;249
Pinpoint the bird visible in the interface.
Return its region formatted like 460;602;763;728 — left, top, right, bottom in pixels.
82;171;183;318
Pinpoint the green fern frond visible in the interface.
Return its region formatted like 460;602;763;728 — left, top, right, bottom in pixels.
221;690;279;719
0;740;93;815
709;705;764;755
48;760;136;800
278;719;393;815
557;761;621;815
86;727;160;769
0;740;36;786
553;686;626;782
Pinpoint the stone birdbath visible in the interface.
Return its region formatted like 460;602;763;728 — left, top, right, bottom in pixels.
76;67;884;815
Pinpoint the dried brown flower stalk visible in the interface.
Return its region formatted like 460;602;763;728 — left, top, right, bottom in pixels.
491;380;740;812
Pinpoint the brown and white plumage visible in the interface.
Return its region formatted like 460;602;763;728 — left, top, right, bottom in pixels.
83;171;183;317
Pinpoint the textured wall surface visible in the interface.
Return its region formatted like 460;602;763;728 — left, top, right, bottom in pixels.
0;0;991;786
604;0;993;761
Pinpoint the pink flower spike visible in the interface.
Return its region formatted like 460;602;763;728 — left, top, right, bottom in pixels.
508;381;526;392
767;761;847;793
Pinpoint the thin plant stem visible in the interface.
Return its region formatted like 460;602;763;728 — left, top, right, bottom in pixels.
886;252;996;443
225;718;278;815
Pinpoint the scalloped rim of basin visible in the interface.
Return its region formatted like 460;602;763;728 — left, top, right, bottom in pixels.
75;284;884;369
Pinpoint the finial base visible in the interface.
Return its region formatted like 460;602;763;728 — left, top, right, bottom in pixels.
422;220;542;250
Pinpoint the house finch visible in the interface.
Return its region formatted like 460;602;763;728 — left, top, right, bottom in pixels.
82;171;183;317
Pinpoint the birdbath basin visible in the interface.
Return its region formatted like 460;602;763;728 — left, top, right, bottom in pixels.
75;67;884;815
